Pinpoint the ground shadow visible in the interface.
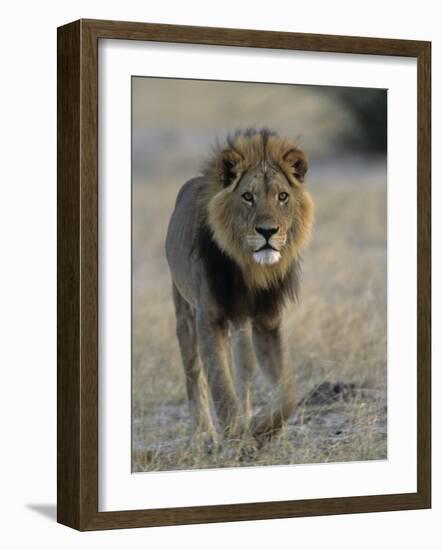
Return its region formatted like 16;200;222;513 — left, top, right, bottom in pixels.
26;504;57;521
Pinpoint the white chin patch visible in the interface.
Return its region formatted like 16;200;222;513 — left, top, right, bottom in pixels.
253;250;281;265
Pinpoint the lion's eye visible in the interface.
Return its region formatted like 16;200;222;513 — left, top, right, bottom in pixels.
279;192;289;202
242;192;254;203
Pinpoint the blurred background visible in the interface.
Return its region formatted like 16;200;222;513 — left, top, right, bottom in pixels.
132;77;387;472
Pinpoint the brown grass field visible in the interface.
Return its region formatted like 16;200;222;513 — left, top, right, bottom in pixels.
131;78;387;472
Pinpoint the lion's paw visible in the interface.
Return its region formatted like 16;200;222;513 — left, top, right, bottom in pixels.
191;431;219;455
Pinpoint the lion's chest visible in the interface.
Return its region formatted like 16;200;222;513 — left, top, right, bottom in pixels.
197;224;297;322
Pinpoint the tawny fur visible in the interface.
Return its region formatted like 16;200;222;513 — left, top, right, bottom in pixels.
165;128;314;450
200;129;314;289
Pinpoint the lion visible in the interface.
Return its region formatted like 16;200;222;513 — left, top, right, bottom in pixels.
165;128;314;451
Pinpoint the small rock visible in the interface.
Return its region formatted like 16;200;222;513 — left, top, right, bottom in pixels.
298;381;357;406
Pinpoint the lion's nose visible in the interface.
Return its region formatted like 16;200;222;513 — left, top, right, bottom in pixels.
255;226;279;240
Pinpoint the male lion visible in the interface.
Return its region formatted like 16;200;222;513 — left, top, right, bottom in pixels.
166;128;314;450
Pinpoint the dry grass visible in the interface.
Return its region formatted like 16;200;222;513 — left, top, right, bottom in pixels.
131;77;387;472
131;158;387;472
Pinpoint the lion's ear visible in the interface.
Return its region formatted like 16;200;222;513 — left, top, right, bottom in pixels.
283;148;308;183
222;157;236;187
219;149;242;187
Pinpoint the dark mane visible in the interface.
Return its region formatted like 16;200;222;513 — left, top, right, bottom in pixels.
196;223;300;321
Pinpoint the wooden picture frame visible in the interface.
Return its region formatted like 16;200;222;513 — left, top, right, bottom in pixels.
57;18;431;530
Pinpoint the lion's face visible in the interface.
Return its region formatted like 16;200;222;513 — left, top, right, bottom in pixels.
228;165;301;266
204;130;314;288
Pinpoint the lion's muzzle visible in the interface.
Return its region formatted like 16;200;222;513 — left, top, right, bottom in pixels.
253;249;281;265
246;226;286;265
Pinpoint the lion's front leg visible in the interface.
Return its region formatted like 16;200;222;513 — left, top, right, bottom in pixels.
172;284;216;449
250;315;297;446
196;309;245;438
230;320;256;421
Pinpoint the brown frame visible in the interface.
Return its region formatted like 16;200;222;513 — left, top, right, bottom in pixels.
57;18;431;531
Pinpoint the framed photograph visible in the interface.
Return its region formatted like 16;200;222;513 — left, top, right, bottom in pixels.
57;19;431;530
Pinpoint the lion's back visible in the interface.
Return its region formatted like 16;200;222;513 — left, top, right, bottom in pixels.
165;176;205;304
